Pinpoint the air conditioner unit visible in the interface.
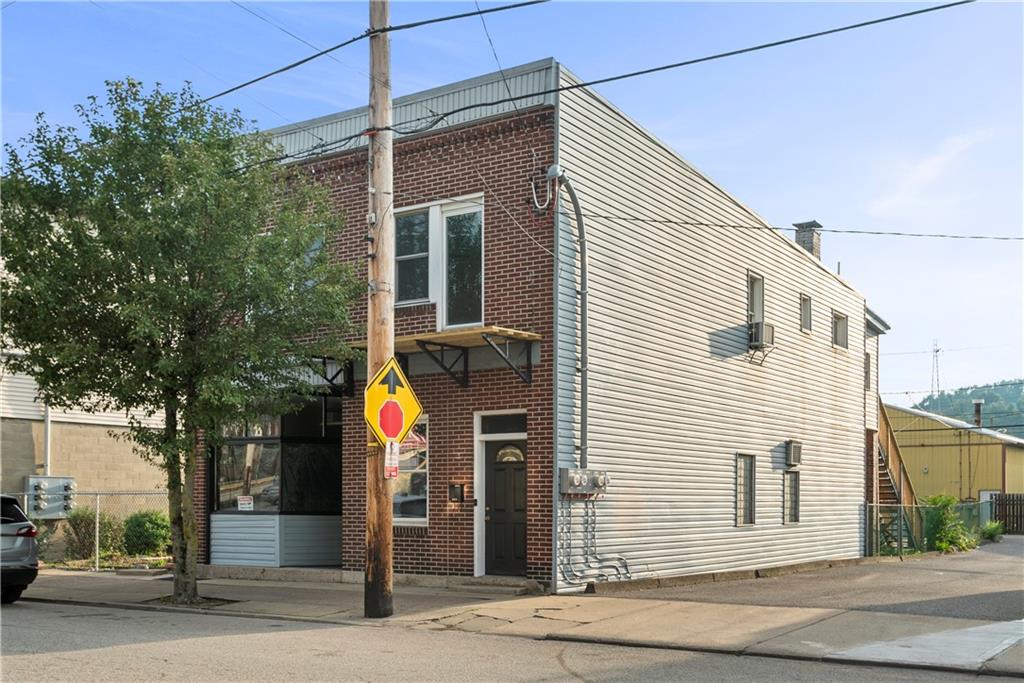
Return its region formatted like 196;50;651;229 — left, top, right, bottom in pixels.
748;321;775;349
786;440;802;468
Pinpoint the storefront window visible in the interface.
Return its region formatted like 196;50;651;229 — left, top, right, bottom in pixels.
215;397;341;515
394;421;428;523
217;442;281;512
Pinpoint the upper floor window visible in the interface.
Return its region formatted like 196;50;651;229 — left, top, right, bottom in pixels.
393;198;484;329
800;294;812;332
395;211;429;303
747;273;764;325
832;311;849;349
445;209;483;327
864;352;872;390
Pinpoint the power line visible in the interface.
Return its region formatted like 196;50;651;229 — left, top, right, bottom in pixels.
882;344;1013;356
253;1;974;167
229;1;377;86
894;423;1024;433
390;0;976;135
882;381;1024;395
201;0;550;105
557;210;1021;242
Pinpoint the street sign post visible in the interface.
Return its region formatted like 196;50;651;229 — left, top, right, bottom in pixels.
364;357;422;479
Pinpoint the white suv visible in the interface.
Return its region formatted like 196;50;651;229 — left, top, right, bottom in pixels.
1;495;39;604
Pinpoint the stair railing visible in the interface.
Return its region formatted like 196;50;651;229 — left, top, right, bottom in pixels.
878;400;918;508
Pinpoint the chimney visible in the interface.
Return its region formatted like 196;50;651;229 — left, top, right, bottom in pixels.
973;398;984;427
793;220;822;260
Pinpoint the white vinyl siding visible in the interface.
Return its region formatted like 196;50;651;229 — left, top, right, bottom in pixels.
554;65;867;591
0;371;162;428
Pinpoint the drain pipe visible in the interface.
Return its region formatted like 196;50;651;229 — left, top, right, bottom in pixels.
549;164;588;470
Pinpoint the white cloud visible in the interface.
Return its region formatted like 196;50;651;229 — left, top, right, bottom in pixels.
866;130;994;217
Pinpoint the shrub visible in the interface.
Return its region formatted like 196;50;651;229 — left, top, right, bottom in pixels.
981;520;1004;542
923;494;978;553
124;510;172;556
64;508;125;559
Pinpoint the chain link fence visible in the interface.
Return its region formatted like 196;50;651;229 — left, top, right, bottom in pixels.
3;492;172;571
866;500;993;557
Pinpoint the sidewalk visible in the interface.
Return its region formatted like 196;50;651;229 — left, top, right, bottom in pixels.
21;569;1024;676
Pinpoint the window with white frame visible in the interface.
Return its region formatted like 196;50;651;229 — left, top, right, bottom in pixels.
392;199;483;328
784;471;800;524
832;311;849;349
395;211;430;303
394;420;428;524
736;454;756;526
800;294;812;332
747;273;764;325
445;208;483;326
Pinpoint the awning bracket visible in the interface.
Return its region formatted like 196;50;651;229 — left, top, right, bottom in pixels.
416;340;469;387
316;357;355;397
481;333;533;384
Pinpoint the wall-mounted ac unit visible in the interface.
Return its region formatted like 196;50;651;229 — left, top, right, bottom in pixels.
748;321;775;349
786;440;802;468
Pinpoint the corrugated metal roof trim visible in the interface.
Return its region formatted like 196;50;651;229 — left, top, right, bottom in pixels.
267;58;558;159
886;404;1024;446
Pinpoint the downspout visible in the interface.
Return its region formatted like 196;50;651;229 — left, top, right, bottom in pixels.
548;164;588;469
43;404;52;476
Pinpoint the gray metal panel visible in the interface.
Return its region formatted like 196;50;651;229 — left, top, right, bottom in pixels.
554;68;869;591
210;514;280;567
279;515;342;566
269;59;558;160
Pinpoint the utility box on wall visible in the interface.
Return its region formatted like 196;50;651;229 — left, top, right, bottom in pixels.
559;468;610;495
25;476;76;520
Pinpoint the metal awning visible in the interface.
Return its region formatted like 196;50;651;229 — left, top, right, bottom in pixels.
352;325;541;387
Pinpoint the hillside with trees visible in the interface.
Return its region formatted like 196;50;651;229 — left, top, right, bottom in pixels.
914;379;1024;439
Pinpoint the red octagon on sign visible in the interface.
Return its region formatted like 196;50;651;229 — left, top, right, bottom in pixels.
378;400;404;440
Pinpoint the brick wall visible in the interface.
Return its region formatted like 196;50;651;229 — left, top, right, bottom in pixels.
198;107;559;580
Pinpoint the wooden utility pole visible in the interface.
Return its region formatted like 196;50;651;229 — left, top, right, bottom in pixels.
365;0;394;619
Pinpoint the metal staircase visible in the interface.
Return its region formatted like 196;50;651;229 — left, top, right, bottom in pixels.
874;401;923;554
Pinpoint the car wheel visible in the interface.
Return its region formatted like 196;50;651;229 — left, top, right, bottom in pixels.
1;587;25;604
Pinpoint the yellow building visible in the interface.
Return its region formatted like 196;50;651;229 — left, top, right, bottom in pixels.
885;404;1024;501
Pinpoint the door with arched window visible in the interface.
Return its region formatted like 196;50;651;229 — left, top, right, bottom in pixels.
485;440;527;575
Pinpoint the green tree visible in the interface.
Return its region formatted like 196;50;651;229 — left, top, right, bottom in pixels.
2;80;360;603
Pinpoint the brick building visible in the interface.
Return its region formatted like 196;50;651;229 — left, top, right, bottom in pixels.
197;59;888;592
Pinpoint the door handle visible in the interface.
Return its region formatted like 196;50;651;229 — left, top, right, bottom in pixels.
485;515;492;521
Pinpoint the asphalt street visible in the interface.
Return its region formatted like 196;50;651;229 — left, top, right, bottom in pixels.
618;536;1024;621
1;601;979;682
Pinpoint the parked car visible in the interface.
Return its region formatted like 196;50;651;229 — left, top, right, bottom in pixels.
1;495;39;604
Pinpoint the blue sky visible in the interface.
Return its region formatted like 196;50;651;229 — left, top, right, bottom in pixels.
3;1;1021;404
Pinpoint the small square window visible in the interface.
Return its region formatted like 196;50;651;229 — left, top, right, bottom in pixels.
800;295;812;332
832;311;848;349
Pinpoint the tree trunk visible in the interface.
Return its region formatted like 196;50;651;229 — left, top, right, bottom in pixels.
177;426;201;604
164;394;199;604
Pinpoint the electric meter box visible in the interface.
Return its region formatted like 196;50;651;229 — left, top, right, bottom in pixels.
25;475;77;520
559;468;610;495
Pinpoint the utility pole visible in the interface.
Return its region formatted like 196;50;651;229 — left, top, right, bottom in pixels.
365;0;394;619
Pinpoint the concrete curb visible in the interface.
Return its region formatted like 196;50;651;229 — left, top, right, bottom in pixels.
19;596;371;629
544;632;1022;678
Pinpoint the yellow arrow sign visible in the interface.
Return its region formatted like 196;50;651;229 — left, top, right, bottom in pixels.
364;357;422;448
